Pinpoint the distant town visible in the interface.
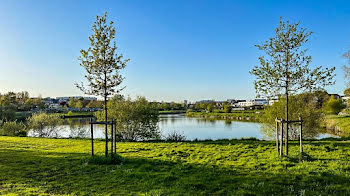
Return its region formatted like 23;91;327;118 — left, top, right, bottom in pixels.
25;92;349;113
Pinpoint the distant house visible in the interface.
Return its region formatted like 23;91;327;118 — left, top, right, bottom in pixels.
268;99;278;106
342;96;350;105
56;96;97;102
48;103;60;109
226;99;236;105
215;101;224;108
43;97;58;106
232;100;246;108
237;99;268;108
328;94;341;99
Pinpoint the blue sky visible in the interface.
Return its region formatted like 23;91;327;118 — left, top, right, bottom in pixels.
0;0;349;102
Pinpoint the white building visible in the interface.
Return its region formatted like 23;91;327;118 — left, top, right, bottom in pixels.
268;99;279;106
342;96;350;106
238;98;268;107
56;96;97;101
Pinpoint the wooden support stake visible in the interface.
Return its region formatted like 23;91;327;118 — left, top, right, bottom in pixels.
276;118;279;153
90;118;94;156
280;120;283;157
114;120;117;154
105;124;108;157
299;117;303;153
111;122;114;156
285;122;289;156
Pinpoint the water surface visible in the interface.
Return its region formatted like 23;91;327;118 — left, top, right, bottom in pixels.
28;114;335;140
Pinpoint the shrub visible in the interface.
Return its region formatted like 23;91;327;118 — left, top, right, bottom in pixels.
28;112;64;137
186;109;193;113
262;94;324;139
0;121;27;136
97;96;160;141
165;130;186;142
323;97;344;115
224;105;232;113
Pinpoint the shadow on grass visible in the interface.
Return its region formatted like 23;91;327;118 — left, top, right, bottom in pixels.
1;145;350;195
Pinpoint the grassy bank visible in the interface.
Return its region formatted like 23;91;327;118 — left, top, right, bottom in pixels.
159;110;186;114
325;115;350;136
186;111;264;122
1;137;350;195
65;111;96;116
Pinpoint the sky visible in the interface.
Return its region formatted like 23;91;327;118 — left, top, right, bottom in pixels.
0;0;349;102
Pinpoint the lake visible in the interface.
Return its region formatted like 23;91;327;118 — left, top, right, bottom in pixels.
28;114;334;140
159;114;263;140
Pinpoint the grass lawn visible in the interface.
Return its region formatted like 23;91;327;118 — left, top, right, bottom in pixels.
159;110;186;114
186;111;263;122
1;136;350;195
325;115;350;136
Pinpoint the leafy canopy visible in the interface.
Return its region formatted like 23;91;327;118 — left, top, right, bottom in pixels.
343;48;350;87
77;12;129;98
262;93;325;139
97;96;160;141
250;18;335;97
323;96;344;115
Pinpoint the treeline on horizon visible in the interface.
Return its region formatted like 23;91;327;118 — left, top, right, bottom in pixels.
0;88;348;117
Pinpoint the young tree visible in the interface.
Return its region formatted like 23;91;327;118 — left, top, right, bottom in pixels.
250;18;335;155
77;12;129;156
75;100;84;111
343;49;350;87
68;98;77;108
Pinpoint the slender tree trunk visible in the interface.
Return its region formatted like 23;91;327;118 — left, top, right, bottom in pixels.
285;90;289;156
280;122;283;156
276;119;279;153
104;72;108;157
299;116;303;153
285;49;289;156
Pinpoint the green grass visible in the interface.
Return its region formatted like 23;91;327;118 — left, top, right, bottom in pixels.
159;110;186;114
1;136;350;195
325;115;350;136
186;111;264;122
65;111;95;116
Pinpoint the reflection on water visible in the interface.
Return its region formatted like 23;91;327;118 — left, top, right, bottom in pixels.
159;114;263;140
28;114;336;140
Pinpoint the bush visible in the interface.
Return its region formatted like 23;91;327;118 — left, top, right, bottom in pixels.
97;96;160;141
165;130;186;142
323;97;344;115
27;112;64;137
224;105;232;113
213;109;223;113
262;93;324;139
0;106;16;121
0;121;27;136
